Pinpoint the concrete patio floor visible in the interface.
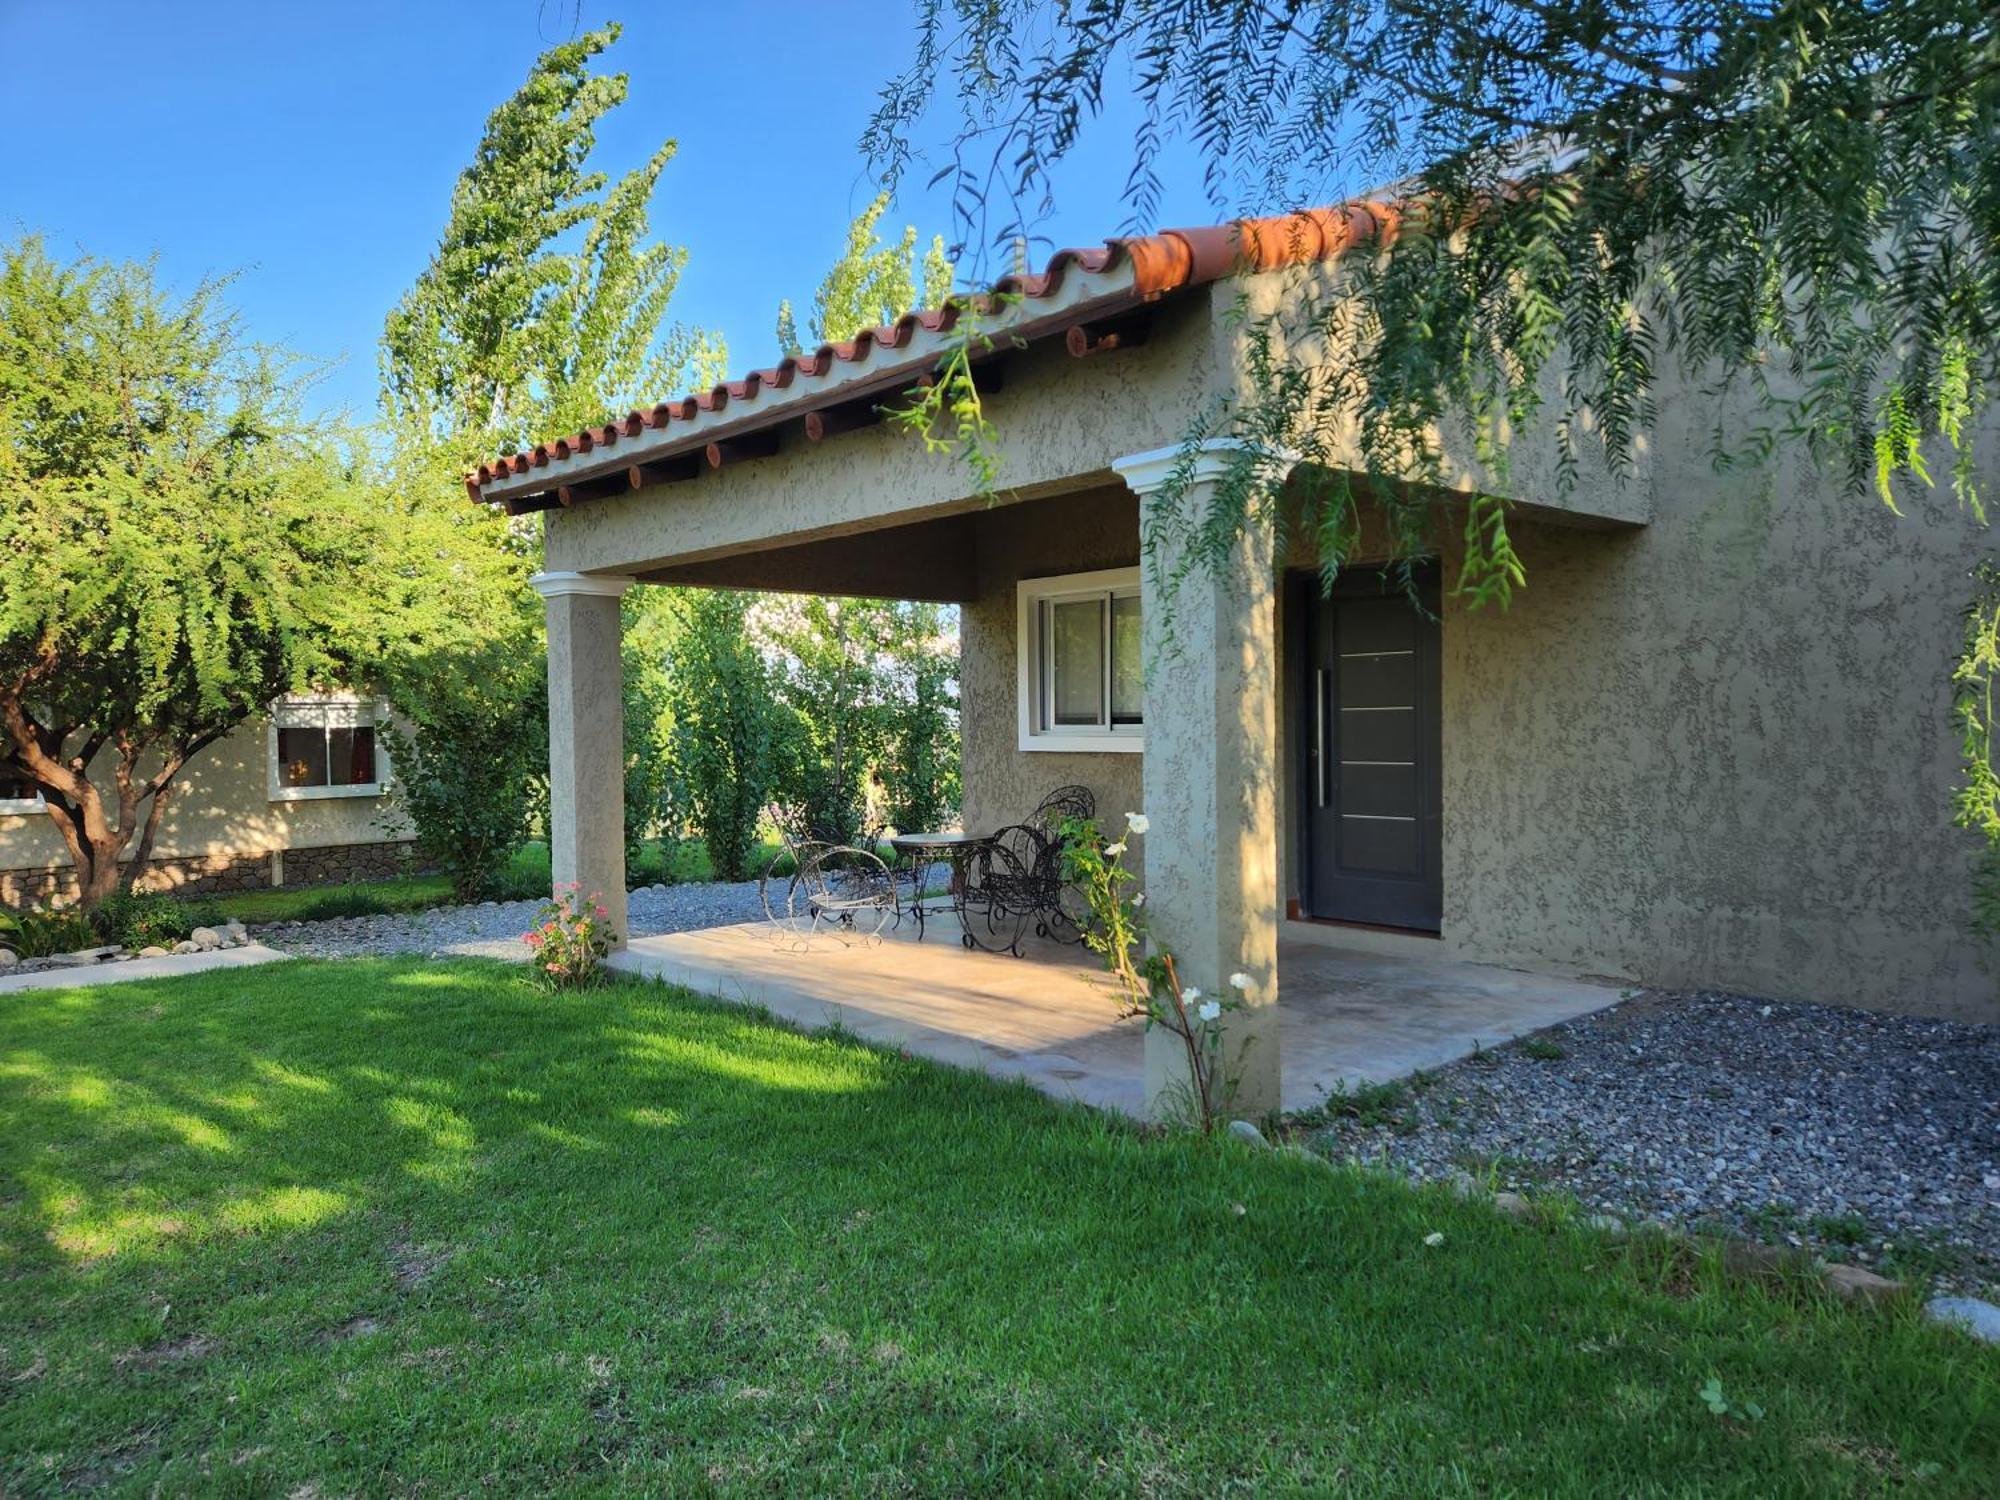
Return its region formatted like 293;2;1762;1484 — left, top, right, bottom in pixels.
609;918;1623;1117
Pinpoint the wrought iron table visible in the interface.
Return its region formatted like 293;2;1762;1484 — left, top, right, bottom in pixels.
888;832;1028;954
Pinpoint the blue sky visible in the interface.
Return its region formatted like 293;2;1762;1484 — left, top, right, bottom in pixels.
1;1;1224;421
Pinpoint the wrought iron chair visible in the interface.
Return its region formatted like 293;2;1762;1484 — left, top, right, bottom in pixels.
759;803;897;949
972;785;1098;948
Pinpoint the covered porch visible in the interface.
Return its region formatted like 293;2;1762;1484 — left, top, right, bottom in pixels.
469;214;1649;1122
608;919;1620;1117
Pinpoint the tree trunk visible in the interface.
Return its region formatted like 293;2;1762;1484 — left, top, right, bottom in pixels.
1;689;212;910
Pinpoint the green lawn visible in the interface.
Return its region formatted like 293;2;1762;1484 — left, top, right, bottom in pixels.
1;963;1992;1495
192;837;779;926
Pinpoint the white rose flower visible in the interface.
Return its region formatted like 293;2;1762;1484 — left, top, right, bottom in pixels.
1125;812;1151;835
1104;841;1128;857
1131;891;1146;907
1228;972;1253;992
1182;985;1202;1003
1197;1000;1222;1023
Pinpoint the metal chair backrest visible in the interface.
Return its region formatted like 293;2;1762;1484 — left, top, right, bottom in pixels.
1028;784;1096;840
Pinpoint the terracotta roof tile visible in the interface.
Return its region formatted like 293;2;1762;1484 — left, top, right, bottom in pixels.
469;201;1397;501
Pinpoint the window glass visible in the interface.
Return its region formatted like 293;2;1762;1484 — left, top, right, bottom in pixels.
1048;598;1106;726
328;726;376;786
278;725;329;788
1110;593;1143;725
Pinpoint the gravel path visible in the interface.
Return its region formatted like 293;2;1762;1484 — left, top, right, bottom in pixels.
250;880;765;961
1307;988;2000;1293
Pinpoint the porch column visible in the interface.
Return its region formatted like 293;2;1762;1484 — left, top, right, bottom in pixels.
1112;440;1294;1122
531;570;635;948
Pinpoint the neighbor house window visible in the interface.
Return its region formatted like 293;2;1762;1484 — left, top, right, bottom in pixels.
268;696;385;801
0;770;44;815
1016;568;1144;752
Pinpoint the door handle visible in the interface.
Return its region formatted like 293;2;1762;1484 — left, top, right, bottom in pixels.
1314;668;1330;808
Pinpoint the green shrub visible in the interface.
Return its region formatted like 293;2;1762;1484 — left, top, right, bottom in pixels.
0;902;96;958
93;888;195;949
669;591;778;882
382;692;549;903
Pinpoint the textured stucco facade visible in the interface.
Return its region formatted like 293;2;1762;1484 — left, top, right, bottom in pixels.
528;263;1998;1061
0;715;414;902
958;487;1145;859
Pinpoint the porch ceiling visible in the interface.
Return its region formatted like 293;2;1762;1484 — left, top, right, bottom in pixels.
636;512;981;603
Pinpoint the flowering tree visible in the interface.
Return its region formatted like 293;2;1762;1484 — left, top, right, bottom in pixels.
1059;813;1255;1132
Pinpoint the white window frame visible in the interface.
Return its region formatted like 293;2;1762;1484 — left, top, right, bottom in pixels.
1016;567;1145;753
267;694;389;802
0;779;45;816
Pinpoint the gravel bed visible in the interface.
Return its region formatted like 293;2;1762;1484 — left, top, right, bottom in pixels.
1307;988;2000;1294
250;879;766;961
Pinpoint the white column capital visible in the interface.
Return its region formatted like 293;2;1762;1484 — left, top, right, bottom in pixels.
1111;438;1300;497
530;570;636;600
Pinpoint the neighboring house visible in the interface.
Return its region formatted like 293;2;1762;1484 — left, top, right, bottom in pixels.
0;694;416;906
467;202;1996;1119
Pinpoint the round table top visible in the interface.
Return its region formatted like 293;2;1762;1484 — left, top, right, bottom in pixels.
889;831;990;849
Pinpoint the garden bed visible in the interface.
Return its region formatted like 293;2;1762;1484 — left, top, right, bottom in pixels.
1305;987;2000;1295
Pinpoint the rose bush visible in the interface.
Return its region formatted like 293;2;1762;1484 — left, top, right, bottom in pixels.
522;883;615;992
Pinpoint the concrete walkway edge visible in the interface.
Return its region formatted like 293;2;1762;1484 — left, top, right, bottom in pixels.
0;943;288;995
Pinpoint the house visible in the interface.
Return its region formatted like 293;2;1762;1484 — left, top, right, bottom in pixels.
466;204;1996;1119
0;694;414;906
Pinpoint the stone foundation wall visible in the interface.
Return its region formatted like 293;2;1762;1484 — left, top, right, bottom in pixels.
280;839;422;886
1;839;424;908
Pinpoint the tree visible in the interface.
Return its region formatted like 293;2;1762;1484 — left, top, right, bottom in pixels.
0;236;506;908
381;23;722;453
622;588;682;866
878;603;961;835
775;192;954;355
668;591;778;881
869;1;1994;589
870;0;1997;893
379;22;724;894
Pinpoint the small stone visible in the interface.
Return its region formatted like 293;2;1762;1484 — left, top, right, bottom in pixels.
1492;1191;1533;1221
0;949;16;969
1584;1213;1628;1239
189;927;222;951
223;920;248;939
52;946;117;967
138;945;169;958
1924;1296;2000;1343
1226;1119;1270;1150
1822;1263;1904;1305
171;940;198;955
1422;1231;1445;1247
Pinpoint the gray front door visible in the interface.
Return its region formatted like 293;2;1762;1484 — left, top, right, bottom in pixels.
1302;565;1443;930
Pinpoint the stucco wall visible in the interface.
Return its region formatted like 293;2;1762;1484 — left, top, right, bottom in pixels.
957;450;1996;1022
959;486;1145;864
542;293;1232;582
1431;430;1997;1019
0;715;412;897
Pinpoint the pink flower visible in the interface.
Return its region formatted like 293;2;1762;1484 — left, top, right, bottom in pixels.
595;905;608;918
545;962;560;973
